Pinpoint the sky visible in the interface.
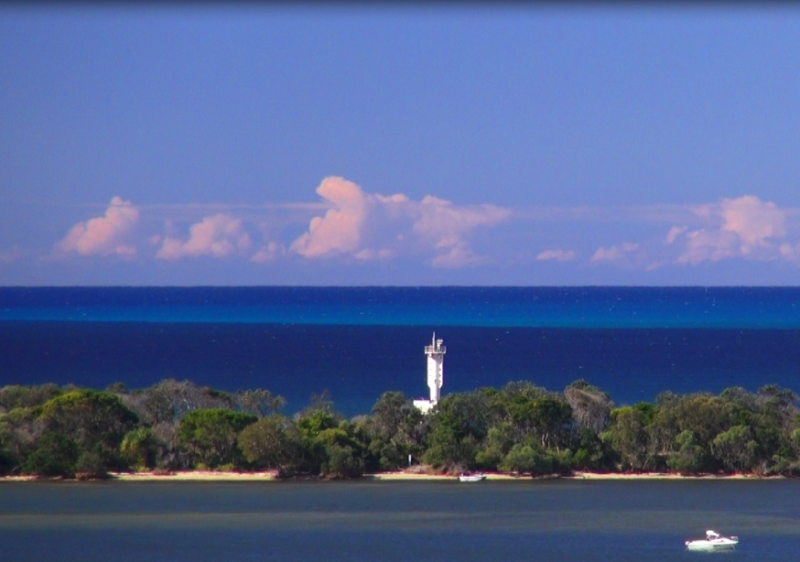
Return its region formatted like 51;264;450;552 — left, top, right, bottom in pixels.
2;3;800;286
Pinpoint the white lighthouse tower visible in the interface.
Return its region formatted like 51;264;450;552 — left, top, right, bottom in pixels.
413;333;446;414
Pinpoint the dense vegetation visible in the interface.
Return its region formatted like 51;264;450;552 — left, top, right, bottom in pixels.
1;378;799;479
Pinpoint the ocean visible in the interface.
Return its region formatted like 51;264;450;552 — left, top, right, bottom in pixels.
1;287;800;416
2;479;800;561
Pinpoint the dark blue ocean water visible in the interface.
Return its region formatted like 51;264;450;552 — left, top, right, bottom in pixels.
1;287;800;415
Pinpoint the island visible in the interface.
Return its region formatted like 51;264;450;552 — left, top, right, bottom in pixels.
1;377;798;481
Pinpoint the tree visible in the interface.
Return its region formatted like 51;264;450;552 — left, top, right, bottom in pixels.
235;389;286;418
475;422;515;471
604;405;651;471
23;431;80;477
121;428;160;470
572;427;615;472
528;397;574;451
177;409;257;469
667;430;707;474
124;379;236;426
362;391;427;470
423;392;490;470
238;414;302;476
671;394;733;450
0;407;41;474
499;442;552;475
712;425;757;472
295;391;342;439
316;424;366;478
0;384;62;413
564;379;613;434
39;389;138;471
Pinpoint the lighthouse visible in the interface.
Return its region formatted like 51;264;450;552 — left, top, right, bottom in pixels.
413;333;446;414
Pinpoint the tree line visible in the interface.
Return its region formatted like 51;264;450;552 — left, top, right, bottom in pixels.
1;378;799;479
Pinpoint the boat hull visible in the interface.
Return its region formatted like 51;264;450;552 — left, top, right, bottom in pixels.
685;539;738;551
458;475;487;482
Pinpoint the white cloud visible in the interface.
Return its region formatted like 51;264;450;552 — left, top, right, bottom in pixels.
591;242;639;263
156;214;251;260
54;196;139;257
289;177;372;258
289;176;511;268
671;196;787;264
665;226;688;245
720;195;785;253
412;195;511;267
536;249;576;262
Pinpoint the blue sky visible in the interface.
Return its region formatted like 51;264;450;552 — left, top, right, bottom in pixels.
2;4;800;285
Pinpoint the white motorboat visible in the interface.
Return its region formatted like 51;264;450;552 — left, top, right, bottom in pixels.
458;473;487;482
685;530;738;551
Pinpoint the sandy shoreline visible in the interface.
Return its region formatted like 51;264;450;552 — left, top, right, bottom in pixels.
0;470;784;483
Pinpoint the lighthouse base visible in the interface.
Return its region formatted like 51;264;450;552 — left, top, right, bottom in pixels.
413;399;436;414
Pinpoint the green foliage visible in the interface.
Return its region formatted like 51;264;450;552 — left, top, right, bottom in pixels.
23;432;80;477
0;434;15;475
235;389;286;418
423;392;490;470
361;391;427;471
0;407;39;474
322;443;364;478
712;425;757;472
121;428;160;470
35;389;139;473
178;409;257;469
237;414;303;476
76;445;112;479
499;442;550;474
297;408;339;438
4;377;800;480
315;423;367;478
667;430;708;474
41;389;139;450
605;406;652;471
572;428;615;472
475;423;515;470
0;384;63;412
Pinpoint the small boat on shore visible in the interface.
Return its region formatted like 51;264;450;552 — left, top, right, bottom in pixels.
458;473;487;483
685;530;738;551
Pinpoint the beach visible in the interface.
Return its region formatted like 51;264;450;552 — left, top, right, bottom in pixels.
1;470;782;483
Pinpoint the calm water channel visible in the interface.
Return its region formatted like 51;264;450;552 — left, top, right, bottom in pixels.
2;479;800;561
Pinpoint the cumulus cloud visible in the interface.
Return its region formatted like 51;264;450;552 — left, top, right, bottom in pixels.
720;195;785;250
289;176;511;268
670;196;787;264
157;214;251;260
536;249;576;262
591;243;639;263
290;177;372;258
54;196;139;257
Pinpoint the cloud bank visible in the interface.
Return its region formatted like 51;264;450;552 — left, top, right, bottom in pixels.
47;186;800;280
